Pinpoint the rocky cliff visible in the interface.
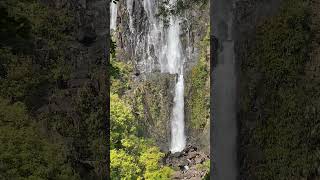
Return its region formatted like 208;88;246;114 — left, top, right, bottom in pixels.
235;0;320;179
113;0;210;153
31;0;110;178
1;0;110;178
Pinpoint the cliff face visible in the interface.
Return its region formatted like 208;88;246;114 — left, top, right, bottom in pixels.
234;1;282;179
236;0;320;179
34;0;110;178
113;0;210;153
0;0;110;178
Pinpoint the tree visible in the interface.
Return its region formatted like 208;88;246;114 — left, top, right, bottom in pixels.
0;98;79;179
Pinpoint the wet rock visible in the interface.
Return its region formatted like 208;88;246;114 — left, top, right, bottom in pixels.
172;152;182;158
163;144;209;180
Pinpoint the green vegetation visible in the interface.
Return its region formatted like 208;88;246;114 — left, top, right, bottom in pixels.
241;0;320;179
196;160;210;171
0;0;72;103
110;60;133;95
0;0;107;178
0;0;208;179
197;160;210;180
186;27;210;130
110;57;173;179
0;98;79;179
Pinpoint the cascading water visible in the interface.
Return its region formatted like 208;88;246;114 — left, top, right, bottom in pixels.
165;6;186;152
110;2;118;31
170;74;186;152
126;0;134;33
123;0;187;152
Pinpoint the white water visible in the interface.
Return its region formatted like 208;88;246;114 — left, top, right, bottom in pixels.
142;0;162;73
163;17;183;74
120;0;187;152
110;2;118;31
126;0;134;33
170;74;186;152
165;8;186;153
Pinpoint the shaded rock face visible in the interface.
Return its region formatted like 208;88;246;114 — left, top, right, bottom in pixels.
136;73;176;151
41;0;108;76
232;0;282;179
77;26;97;46
36;0;109;179
235;0;320;179
163;145;209;180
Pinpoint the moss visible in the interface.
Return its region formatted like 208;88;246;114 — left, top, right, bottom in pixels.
240;0;319;179
110;60;134;95
196;160;210;171
185;26;210;130
132;74;175;145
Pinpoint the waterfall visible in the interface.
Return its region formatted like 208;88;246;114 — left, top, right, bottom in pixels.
122;0;187;152
165;10;186;153
126;0;134;33
170;74;186;152
110;2;118;31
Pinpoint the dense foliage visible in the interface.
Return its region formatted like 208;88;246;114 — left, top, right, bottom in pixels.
0;98;79;179
241;0;319;179
110;59;173;179
0;0;107;178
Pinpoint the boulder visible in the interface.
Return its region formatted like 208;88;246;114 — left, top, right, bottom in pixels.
162;145;209;180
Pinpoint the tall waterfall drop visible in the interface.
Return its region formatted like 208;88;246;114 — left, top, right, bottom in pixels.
121;0;187;152
166;6;186;153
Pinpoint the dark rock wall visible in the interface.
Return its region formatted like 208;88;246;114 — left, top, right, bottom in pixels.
235;0;282;179
231;0;320;179
37;0;110;178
